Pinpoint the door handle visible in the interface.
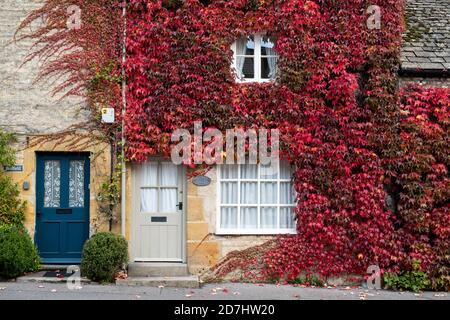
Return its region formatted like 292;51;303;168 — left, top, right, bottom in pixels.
176;202;183;210
36;211;42;219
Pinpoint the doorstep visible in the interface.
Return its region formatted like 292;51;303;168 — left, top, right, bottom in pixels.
116;275;200;288
40;264;74;271
16;271;92;284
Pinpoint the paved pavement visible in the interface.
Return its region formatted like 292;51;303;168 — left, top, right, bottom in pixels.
0;281;448;300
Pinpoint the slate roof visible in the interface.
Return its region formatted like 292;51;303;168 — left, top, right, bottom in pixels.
401;0;450;73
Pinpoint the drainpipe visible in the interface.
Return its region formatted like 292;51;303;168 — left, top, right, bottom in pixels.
120;1;127;238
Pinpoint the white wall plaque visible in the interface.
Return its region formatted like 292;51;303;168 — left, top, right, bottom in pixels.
101;108;115;123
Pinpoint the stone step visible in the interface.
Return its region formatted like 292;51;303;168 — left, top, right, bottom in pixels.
127;262;189;277
40;265;75;271
116;275;200;288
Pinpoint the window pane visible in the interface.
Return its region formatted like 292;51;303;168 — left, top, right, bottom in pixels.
221;182;238;204
142;162;158;186
160;162;177;186
240;163;257;179
261;207;277;228
220;164;238;179
260;163;278;179
280;182;295;204
160;188;177;212
69;160;84;208
261;36;276;55
236;36;255;55
280;207;295;229
44;160;61;208
261;56;277;79
141;188;157;212
221;207;237;229
241;182;257;204
260;182;277;204
236;56;254;79
240;207;257;229
280;161;292;179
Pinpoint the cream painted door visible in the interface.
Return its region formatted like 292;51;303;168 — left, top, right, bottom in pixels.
132;161;184;262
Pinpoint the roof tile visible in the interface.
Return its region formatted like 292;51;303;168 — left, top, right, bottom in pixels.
401;0;450;71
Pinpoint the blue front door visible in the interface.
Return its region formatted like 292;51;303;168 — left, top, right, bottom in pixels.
35;153;90;264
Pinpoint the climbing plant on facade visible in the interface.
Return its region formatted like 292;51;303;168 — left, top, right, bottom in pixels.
0;130;26;227
17;0;449;289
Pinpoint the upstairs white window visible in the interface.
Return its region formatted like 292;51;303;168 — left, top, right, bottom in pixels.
217;161;296;235
232;34;278;82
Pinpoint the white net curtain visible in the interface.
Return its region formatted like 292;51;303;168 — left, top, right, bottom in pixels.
140;162;178;213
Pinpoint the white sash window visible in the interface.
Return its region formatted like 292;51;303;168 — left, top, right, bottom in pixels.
217;161;296;234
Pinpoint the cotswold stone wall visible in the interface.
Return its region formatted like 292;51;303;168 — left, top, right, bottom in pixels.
399;76;450;88
0;0;90;143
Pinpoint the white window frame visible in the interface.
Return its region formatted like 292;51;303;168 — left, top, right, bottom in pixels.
216;162;297;235
231;33;277;83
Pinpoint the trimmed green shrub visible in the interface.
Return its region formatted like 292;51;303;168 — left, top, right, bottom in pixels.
384;261;431;292
0;225;40;278
81;232;128;282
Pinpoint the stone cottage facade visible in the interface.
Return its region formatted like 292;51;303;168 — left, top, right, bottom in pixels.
0;0;448;278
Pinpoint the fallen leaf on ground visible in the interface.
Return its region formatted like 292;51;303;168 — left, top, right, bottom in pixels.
185;294;193;298
38;285;45;288
115;271;128;280
51;289;57;293
0;287;6;290
233;292;240;295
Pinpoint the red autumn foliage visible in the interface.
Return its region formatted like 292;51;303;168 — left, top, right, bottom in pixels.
17;0;449;289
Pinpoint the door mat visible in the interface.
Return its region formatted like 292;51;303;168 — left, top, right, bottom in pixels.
42;271;76;278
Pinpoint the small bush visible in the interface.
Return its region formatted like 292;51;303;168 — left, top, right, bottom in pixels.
384;261;431;292
0;225;40;278
81;232;128;282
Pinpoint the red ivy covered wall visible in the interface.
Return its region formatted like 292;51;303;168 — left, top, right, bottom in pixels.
125;0;448;289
